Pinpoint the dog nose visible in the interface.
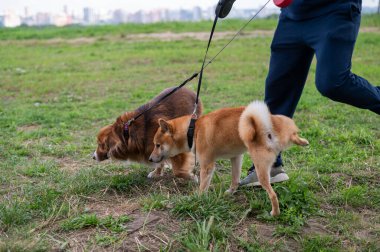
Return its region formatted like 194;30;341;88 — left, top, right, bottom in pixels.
149;157;153;162
92;152;97;160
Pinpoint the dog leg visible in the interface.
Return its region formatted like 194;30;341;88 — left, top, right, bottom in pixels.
249;149;280;216
256;166;280;216
199;159;215;193
147;163;165;178
170;153;198;183
226;155;243;194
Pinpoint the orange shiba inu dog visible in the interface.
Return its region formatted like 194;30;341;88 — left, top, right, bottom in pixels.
149;101;309;216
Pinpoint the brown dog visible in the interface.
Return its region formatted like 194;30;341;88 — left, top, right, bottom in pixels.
93;87;202;180
149;101;309;216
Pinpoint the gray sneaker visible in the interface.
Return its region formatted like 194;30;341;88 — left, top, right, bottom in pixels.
239;166;289;187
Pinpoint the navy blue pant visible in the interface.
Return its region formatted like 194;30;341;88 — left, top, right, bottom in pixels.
250;6;380;171
265;6;380;117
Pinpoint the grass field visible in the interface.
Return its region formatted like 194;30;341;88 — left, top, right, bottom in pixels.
0;15;379;251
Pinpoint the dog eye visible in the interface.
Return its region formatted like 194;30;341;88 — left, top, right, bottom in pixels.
156;144;161;148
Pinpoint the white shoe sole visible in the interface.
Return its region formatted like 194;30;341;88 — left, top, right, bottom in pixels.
242;173;289;187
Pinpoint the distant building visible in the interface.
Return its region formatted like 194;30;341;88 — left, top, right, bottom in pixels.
2;11;21;27
113;9;127;24
24;7;29;18
3;4;377;28
35;12;52;26
128;10;144;23
53;13;71;27
193;6;202;21
63;5;68;15
179;9;193;21
83;7;96;24
150;9;163;23
168;9;180;22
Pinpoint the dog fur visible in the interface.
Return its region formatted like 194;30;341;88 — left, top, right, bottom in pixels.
94;87;202;180
149;101;309;216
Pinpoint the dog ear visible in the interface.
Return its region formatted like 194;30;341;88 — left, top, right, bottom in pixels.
159;119;173;134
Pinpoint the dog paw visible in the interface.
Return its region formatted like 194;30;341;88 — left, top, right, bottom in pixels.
192;175;199;184
270;210;280;217
147;171;163;179
163;163;172;169
224;188;236;195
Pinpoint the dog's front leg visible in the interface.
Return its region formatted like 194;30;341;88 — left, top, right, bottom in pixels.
170;153;198;183
199;159;215;193
225;155;243;194
147;163;165;178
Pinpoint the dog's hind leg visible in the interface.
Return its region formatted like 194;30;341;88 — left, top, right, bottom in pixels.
249;149;280;216
226;155;243;194
170;152;198;183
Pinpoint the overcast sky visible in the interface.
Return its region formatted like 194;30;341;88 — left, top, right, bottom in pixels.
1;0;378;15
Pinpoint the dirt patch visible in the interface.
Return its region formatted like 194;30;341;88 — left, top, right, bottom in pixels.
360;27;380;33
232;219;299;251
85;197;140;218
58;158;93;173
52;198;180;252
0;30;275;46
124;30;274;42
329;172;353;186
17;124;41;132
1;27;378;47
304;218;331;236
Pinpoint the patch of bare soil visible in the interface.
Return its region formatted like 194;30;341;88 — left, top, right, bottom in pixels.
232;219;299;251
303;218;331;236
57;158;93;173
357;209;380;242
49;196;181;251
0;30;275;46
360;27;380;33
17;124;41;132
1;27;378;47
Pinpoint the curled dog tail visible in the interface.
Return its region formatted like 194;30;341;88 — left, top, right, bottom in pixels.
239;101;275;148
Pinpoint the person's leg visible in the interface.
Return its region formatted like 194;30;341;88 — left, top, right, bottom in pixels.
264;19;315;118
314;7;380;114
240;17;314;187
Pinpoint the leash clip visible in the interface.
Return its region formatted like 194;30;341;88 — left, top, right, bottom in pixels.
124;118;134;132
191;104;198;119
127;119;134;126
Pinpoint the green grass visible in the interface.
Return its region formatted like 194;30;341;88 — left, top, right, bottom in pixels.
1;15;380;250
61;213;131;232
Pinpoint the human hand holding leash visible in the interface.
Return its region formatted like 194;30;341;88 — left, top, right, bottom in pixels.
216;0;293;19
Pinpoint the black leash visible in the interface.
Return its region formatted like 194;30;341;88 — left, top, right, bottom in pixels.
124;72;199;130
186;13;220;149
125;0;272;138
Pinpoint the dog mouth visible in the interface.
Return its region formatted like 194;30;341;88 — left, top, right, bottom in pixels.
92;151;109;162
149;156;163;163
